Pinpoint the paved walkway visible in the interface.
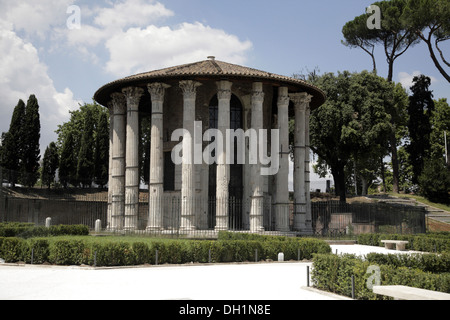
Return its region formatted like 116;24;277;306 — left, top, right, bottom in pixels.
0;244;418;300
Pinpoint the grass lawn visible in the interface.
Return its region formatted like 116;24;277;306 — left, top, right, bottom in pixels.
389;192;450;212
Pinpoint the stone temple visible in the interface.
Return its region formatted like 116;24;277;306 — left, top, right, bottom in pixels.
94;57;326;235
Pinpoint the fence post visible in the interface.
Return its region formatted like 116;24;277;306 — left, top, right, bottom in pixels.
307;266;310;287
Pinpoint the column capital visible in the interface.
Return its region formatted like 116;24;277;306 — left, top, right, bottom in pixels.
252;82;264;103
217;80;232;101
148;82;171;102
110;92;126;114
278;87;290;106
122;86;144;109
179;80;202;100
289;92;313;109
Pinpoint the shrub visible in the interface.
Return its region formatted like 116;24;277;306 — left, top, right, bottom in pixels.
22;239;50;264
357;233;450;253
49;240;89;265
312;253;450;299
0;237;26;263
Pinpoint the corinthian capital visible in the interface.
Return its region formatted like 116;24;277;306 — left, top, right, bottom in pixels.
110;92;126;114
122;86;144;108
277;87;290;106
289;92;313;110
251;82;265;104
179;80;202;100
217;80;232;101
148;82;171;102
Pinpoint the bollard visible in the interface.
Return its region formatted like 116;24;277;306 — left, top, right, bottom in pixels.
45;217;52;228
155;250;159;265
31;248;34;265
255;249;258;263
307;266;310;287
94;251;97;267
298;248;301;261
208;249;211;263
95;219;101;233
278;252;284;262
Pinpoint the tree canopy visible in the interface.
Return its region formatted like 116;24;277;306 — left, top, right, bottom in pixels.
306;70;402;201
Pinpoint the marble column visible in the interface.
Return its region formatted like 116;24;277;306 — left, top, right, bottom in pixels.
147;82;170;231
250;82;265;232
290;92;312;233
215;81;232;231
274;87;290;232
110;92;127;230
107;104;114;230
179;80;202;231
304;95;313;234
123;87;144;231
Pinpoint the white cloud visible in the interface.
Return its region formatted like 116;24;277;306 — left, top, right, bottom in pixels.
398;71;439;91
55;0;252;77
93;0;174;29
0;22;81;151
105;22;253;77
0;0;75;39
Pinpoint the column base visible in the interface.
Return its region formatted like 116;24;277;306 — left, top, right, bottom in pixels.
146;226;164;232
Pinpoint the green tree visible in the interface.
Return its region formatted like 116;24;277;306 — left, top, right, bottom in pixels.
59;131;77;188
21;95;41;187
342;0;419;194
342;0;419;82
406;75;435;185
0;99;25;186
418;157;450;204
93;111;109;188
41;142;59;189
403;0;450;83
77;107;96;188
56;102;108;188
308;71;393;202
429;98;450;162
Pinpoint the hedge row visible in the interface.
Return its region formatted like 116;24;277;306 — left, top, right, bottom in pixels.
366;252;450;273
0;237;331;266
0;223;89;238
311;254;450;300
357;233;450;253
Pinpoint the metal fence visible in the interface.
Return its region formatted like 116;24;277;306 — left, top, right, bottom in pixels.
0;186;426;237
311;201;427;236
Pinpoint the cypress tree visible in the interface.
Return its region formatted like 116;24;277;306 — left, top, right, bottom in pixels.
406;75;435;184
93;111;109;188
1;99;26;186
21;95;41;187
77;107;95;188
59;131;77;188
41;142;59;189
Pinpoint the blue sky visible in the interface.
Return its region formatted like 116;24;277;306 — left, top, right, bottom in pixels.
0;0;449;188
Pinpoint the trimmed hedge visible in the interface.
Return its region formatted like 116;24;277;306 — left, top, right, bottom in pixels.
357;233;450;253
311;254;450;300
0;236;331;267
0;223;89;238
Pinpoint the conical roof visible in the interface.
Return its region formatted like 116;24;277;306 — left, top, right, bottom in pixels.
94;58;326;108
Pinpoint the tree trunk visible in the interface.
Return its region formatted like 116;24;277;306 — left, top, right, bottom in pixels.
390;132;399;194
332;166;347;203
425;39;450;84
